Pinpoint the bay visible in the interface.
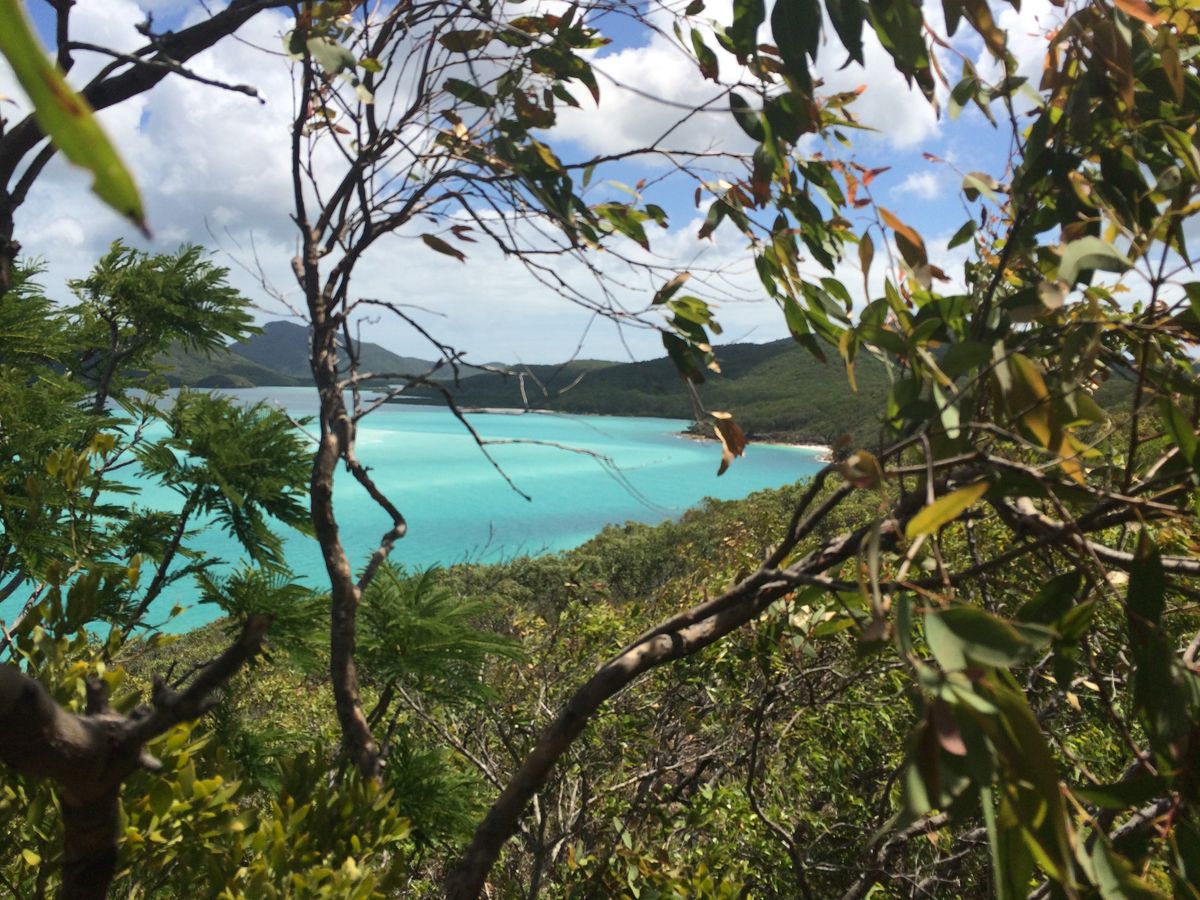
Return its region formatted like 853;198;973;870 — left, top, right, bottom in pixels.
121;388;825;630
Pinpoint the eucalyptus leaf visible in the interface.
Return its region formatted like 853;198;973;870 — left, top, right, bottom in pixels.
0;0;145;232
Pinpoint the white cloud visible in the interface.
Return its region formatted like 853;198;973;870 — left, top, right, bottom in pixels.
893;170;946;201
3;0;1020;365
553;2;944;161
973;0;1063;88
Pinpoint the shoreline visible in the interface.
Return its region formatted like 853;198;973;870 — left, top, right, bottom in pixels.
679;427;832;460
455;405;836;458
462;406;835;456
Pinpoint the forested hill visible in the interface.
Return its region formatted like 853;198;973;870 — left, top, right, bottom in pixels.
157;320;485;387
160;320;889;444
431;339;889;445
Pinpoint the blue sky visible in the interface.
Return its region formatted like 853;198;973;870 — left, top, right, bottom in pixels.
3;0;1057;364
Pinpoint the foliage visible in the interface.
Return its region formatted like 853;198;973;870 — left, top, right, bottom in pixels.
2;0;1200;898
627;0;1200;896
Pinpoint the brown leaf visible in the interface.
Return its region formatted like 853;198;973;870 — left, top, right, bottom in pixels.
858;231;874;301
880;206;928;273
712;411;747;476
1113;0;1163;25
420;233;467;262
963;0;1007;59
931;702;967;756
1038;279;1067;311
862;166;891;185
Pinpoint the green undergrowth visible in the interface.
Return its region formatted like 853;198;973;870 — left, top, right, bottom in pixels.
107;474;1158;897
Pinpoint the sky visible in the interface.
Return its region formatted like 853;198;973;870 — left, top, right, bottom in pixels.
1;0;1063;365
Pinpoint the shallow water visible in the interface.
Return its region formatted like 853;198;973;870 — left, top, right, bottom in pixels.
83;388;826;630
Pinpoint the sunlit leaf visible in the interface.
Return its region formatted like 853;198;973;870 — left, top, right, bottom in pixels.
0;0;145;231
906;481;989;539
1058;237;1130;286
307;36;356;74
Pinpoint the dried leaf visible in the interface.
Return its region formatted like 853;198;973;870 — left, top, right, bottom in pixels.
1038;280;1068;311
1113;0;1163;25
653;272;691;305
421;233;467;262
712;411;748;476
858;231;874;300
879;206;928;270
839;449;882;489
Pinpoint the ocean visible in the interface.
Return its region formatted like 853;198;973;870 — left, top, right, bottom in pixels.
66;388;827;630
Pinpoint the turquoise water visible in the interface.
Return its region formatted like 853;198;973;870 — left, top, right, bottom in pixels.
68;388;825;630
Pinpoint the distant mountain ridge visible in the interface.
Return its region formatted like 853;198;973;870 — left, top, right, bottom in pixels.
159;320;889;444
158;320;486;387
424;339;888;444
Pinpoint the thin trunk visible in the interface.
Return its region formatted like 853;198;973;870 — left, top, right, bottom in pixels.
310;306;381;779
126;492;200;624
0;195;16;297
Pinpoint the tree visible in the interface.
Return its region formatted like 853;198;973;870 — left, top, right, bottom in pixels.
2;0;1200;897
443;0;1200;895
0;247;312;896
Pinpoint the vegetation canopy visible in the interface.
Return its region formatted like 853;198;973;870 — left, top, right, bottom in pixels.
0;0;1198;898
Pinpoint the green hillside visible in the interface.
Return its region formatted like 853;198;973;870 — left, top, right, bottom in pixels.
156;319;891;444
157;320;490;386
155;343;303;388
428;339;889;445
230;320;487;381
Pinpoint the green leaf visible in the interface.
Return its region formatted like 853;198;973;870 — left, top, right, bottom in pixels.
1058;237;1131;286
771;0;821;74
439;30;494;52
947;218;976;250
1073;774;1165;810
906;481;989;539
662;332;707;384
691;29;720;81
444;78;494;107
826;0;866;65
730;92;764;141
1092;838;1162;899
1159;399;1197;465
940;340;989;379
1127;540;1165;625
0;0;145;231
867;0;934;100
983;787;1035;900
306;36;356;74
1171;820;1200;898
1017;570;1082;625
928;606;1032;669
924;610;967;672
729;0;766;56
